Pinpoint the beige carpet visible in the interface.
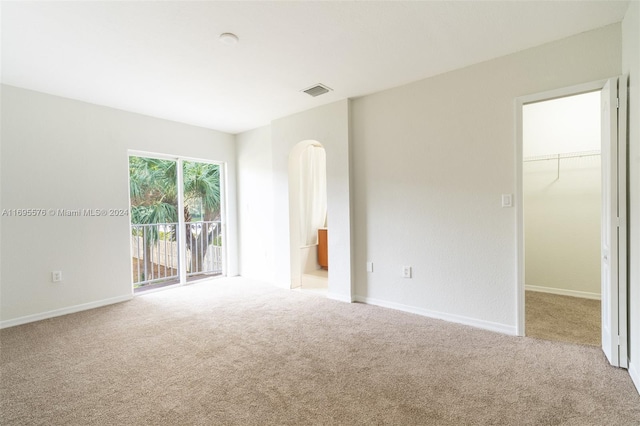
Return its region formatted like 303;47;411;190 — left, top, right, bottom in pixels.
526;290;601;346
1;278;639;425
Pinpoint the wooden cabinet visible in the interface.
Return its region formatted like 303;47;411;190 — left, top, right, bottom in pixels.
318;228;328;270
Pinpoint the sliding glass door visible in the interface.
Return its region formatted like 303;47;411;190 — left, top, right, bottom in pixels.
128;154;225;293
182;160;224;281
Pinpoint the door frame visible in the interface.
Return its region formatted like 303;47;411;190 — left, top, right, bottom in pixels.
127;150;228;290
515;78;628;366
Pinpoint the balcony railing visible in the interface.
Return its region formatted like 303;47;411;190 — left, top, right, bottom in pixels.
131;221;222;290
185;221;223;277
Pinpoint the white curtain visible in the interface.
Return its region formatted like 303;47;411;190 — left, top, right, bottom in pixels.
299;145;327;246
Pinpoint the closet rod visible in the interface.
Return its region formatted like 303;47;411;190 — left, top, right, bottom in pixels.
523;150;600;163
523;150;600;180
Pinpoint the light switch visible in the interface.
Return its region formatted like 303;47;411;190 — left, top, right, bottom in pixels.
502;194;513;208
366;261;374;272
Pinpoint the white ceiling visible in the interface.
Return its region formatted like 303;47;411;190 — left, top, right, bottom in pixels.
1;1;630;134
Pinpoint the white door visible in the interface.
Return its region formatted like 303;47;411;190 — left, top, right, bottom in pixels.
601;76;628;367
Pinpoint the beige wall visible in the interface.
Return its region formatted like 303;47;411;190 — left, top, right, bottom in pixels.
0;86;238;326
524;156;601;298
350;24;621;333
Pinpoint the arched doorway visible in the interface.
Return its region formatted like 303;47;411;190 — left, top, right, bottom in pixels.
288;140;328;293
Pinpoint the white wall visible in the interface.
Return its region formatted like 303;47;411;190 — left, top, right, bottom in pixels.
204;99;353;301
523;93;601;298
622;1;640;392
236;125;276;284
237;100;353;301
351;24;621;334
272;100;352;302
0;85;238;326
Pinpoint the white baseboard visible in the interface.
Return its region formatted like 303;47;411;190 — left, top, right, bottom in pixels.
629;362;640;395
353;295;517;336
0;294;133;329
525;285;601;300
327;292;353;303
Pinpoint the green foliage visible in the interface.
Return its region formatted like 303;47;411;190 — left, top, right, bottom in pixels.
129;156;220;226
130;157;221;275
183;161;220;221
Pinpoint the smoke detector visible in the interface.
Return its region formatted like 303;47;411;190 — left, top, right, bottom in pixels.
302;84;332;97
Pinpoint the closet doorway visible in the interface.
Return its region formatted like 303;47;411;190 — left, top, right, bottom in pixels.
516;76;628;368
522;92;602;346
288;140;328;295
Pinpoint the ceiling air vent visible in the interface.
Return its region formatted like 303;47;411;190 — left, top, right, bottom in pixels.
302;84;332;97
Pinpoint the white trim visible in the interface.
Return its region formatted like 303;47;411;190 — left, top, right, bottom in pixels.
0;294;133;329
516;96;525;336
354;295;517;336
515;77;616;338
525;285;601;300
327;292;353;303
220;161;229;278
629;362;640;395
134;275;225;297
177;158;187;284
128;150;226;166
517;79;607;106
128;150;179;161
617;74;629;368
134;283;182;296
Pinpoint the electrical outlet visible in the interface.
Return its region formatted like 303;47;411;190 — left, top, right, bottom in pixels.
52;271;62;282
402;266;412;278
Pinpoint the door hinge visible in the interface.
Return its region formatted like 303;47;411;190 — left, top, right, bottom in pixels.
616;97;619;109
617;335;621;346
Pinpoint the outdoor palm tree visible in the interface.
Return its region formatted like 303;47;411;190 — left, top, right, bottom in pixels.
129;157;221;285
129;157;178;281
183;161;221;272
